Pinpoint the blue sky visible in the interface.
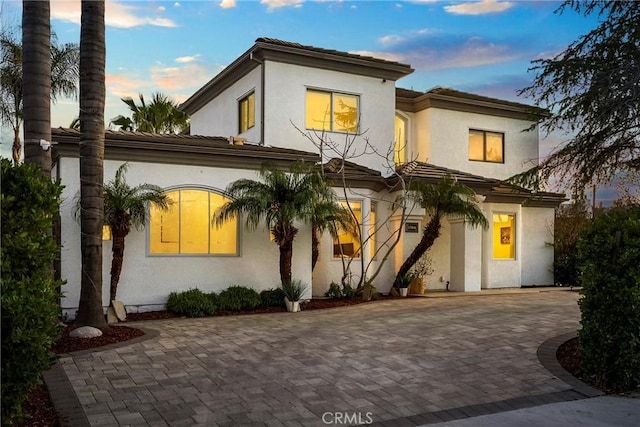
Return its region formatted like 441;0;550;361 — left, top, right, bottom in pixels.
2;0;610;196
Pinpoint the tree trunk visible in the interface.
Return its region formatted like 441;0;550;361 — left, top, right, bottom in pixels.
109;229;127;303
12;126;21;165
22;0;51;174
396;216;442;281
311;223;319;272
76;0;106;328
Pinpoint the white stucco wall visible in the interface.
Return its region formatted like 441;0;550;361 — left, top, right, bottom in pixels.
190;67;262;143
520;207;555;286
58;157;312;318
414;109;539;180
263;61;397;174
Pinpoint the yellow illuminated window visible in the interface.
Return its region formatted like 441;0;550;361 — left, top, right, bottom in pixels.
102;225;112;241
394;115;407;164
306;90;358;133
469;129;504;163
369;202;377;259
149;189;237;255
493;213;515;259
239;91;255;133
333;201;361;258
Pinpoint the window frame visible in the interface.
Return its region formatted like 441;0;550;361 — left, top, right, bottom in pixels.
147;186;240;257
492;212;516;260
468;129;505;163
306;88;360;134
238;91;255;134
333;199;363;259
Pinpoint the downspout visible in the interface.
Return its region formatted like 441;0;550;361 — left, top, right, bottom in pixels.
250;51;265;146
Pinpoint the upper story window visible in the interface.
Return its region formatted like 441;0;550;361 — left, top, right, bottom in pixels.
238;91;255;133
149;188;238;255
493;213;515;259
306;89;359;133
469;129;504;163
394;114;407;164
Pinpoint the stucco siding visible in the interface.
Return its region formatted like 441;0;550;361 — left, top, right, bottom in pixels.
521;207;555;286
190;66;262;143
263;61;397;174
58;157;312;318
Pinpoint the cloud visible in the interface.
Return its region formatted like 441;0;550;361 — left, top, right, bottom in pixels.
50;0;178;28
369;30;525;71
220;0;236;9
150;63;225;92
261;0;304;9
349;50;405;63
444;0;513;16
175;55;201;64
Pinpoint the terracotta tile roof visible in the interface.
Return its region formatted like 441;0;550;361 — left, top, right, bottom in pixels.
397;161;500;186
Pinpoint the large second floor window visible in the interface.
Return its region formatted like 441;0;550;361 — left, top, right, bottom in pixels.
306;89;359;133
149;188;238;255
239;91;255;133
469;129;504;163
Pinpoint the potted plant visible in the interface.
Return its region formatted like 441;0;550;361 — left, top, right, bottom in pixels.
394;271;414;297
281;280;307;312
409;253;434;295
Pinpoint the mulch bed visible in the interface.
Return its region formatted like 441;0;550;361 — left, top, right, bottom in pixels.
22;297;591;426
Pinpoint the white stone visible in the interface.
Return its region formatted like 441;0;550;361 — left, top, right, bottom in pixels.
69;326;103;338
107;306;119;324
112;300;127;321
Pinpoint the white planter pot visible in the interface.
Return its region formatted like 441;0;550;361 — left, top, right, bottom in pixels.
284;297;300;312
399;288;408;297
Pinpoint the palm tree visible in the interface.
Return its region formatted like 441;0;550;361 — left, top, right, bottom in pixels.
396;174;488;282
110;92;189;134
103;163;169;303
215;162;337;285
1;28;79;165
76;0;107;328
21;1;51;173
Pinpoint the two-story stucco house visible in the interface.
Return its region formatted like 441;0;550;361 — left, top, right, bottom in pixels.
53;38;564;317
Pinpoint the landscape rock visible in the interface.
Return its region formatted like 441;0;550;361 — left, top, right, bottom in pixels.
107;306;119;324
112;300;127;321
69;326;103;338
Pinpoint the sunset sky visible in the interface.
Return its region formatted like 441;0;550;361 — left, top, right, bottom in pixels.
2;0;608;196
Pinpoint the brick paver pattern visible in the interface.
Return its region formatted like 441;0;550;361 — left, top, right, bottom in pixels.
57;291;580;426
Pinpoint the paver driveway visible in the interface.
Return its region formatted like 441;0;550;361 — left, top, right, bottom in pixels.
55;291;581;426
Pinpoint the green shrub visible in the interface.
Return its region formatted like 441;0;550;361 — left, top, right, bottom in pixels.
324;282;354;299
1;159;64;425
166;288;217;317
577;205;640;392
260;288;286;307
554;201;590;285
281;280;307;302
218;286;261;311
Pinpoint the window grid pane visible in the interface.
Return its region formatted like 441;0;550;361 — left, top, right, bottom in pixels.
394;115;406;164
333;94;358;133
306;90;331;131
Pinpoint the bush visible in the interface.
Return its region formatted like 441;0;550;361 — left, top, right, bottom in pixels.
577;205;640;392
1;160;64;425
554;201;590;285
324;282;354;299
166;289;217;317
260;288;286;307
218;286;261;311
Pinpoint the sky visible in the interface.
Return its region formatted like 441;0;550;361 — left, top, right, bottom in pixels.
2;0;614;199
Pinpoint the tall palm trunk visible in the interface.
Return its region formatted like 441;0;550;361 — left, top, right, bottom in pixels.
396;216;442;280
109;229;128;303
22;0;51;173
311;223;320;271
12;126;21;165
76;0;106;328
279;237;295;285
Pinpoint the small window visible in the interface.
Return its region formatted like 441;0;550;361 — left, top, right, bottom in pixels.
306;89;358;133
493;213;515;259
469;130;504;163
149;189;238;255
394;115;407;165
239;92;255;133
333;201;361;258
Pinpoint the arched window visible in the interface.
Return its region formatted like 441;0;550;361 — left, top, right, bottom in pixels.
149;188;238;255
